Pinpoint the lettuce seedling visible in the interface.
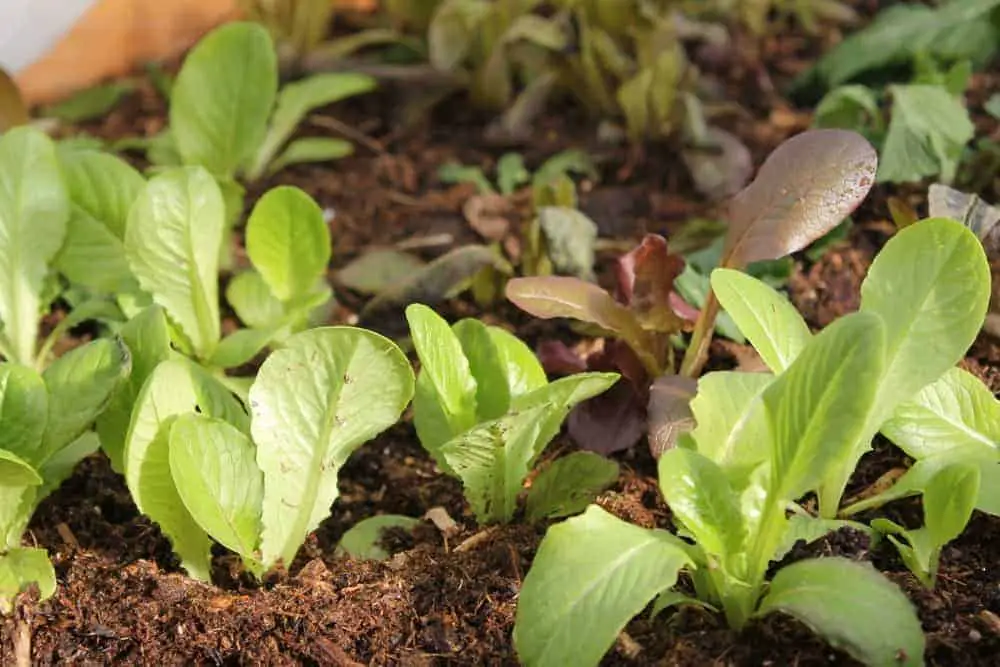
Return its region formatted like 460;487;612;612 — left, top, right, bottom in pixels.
150;22;376;195
507;234;693;454
515;310;925;667
120;326;413;579
123;168;331;375
405;303;619;524
654;218;991;520
871;462;980;589
225;185;334;344
0;338;131;611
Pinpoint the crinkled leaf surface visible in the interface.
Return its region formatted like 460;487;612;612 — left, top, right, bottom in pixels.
711;268;811;373
169;414;263;562
658;448;746;558
0;547;55;614
722;129;876;267
616;234;687;334
525;451;619;522
757;558;924;667
882;367;999;459
124;167;224;360
514;505;692;667
124;359;249;580
0;364;48;467
763;312;885;502
0;127;69;365
96;306;172;473
169;22;277;178
335;514;421;561
40;338;131;463
245;186;331;302
250;327;413;569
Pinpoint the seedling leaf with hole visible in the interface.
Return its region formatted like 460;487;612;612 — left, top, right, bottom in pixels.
0;128;69;367
251;328;414;569
680;129;876;377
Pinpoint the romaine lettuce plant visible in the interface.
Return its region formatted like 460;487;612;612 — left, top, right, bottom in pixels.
0;338;131;611
119;326;413;580
123;168;331;377
405;303;619;524
149;22;376;196
675;217;991;518
514;309;925;667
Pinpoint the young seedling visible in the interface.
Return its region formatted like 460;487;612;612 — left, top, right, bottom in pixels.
147;20;375;242
120;326;414;580
405;303;619;524
0;338;131;612
515;309;926;667
123;168;332;378
507;234;693;454
650;217;992;520
871;462;980;589
678;128;877;378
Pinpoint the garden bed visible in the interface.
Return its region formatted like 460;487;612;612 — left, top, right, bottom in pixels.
2;4;1000;665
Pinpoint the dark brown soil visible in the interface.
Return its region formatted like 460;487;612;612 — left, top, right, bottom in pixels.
3;5;1000;666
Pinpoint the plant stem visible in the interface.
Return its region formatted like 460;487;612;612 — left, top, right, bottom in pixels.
679;290;720;378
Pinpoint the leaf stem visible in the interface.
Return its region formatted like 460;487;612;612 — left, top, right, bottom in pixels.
679;290;720;378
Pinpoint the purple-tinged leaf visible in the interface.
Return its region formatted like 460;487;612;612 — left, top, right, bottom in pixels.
647;375;698;459
506;276;660;374
568;381;647;455
723;129;876;267
615;235;687;332
536;340;588;376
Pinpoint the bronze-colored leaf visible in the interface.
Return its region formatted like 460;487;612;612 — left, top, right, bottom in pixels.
0;67;29;131
722;129;877;267
646;375;698;459
615;235;687;334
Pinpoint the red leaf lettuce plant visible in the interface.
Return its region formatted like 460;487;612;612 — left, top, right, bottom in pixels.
506;128;878;454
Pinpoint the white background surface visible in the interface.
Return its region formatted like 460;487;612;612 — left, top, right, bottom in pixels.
0;0;97;72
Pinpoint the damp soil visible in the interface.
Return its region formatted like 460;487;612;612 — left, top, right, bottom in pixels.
4;5;1000;666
